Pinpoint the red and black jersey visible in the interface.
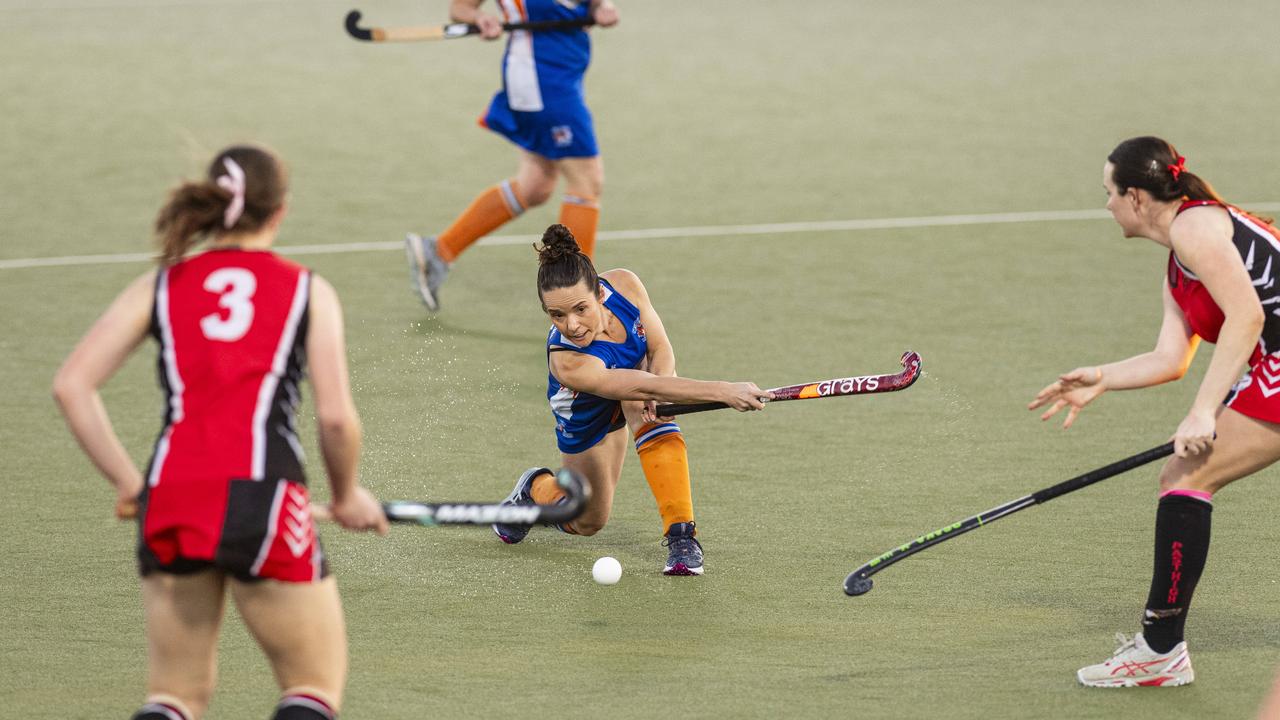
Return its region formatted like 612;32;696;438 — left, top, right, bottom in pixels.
1168;200;1280;422
140;249;323;582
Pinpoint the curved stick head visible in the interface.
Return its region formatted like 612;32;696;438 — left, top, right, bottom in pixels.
844;573;874;596
345;10;373;41
897;350;922;388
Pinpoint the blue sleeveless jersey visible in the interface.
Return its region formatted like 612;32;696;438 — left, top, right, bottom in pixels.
482;0;598;159
547;278;647;453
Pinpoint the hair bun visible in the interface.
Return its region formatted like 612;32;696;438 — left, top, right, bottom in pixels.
537;224;581;265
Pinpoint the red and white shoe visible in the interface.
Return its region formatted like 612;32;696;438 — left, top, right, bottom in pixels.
1077;632;1194;687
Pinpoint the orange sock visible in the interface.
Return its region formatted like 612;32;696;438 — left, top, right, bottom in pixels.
436;179;525;263
558;194;599;260
531;470;579;535
634;422;693;533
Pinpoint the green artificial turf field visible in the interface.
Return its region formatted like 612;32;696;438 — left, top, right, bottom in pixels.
4;1;1280;717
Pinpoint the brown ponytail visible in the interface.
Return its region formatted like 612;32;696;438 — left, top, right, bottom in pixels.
1107;136;1223;204
535;223;598;302
153;145;288;265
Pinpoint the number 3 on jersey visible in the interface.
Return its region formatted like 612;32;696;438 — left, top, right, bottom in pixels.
200;268;256;342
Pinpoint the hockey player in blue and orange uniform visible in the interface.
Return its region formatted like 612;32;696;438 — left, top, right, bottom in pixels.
491;224;774;575
1031;136;1280;688
405;0;619;312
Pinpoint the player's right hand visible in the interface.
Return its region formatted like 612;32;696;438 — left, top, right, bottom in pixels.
723;382;773;412
475;13;503;39
331;486;389;535
1028;366;1106;429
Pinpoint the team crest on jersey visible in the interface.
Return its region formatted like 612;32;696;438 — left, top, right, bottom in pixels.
632;320;646;341
551;125;574;148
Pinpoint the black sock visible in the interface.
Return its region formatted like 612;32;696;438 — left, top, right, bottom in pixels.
132;702;189;720
272;694;336;720
1141;493;1212;653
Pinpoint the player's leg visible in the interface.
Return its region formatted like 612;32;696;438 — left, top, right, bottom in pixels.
493;426;627;542
135;571;227;719
556;156;603;260
1078;408;1280;687
405;151;557;310
558;426;627;536
230;576;346;719
621;401;702;576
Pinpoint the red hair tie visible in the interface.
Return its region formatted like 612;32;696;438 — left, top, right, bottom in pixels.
1167;155;1186;182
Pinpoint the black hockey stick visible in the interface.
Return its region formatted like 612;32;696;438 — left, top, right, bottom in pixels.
655;351;921;417
843;441;1175;596
313;468;588;526
345;10;594;43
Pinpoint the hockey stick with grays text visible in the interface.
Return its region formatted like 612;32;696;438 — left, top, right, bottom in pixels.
843;441;1175;596
344;10;594;43
654;351;922;417
312;468;588;526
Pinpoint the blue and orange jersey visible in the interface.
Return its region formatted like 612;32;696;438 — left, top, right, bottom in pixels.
493;0;592;111
545;277;647;453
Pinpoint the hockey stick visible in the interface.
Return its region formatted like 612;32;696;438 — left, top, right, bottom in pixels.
843;441;1175;596
344;10;594;43
312;468;588;526
654;350;922;417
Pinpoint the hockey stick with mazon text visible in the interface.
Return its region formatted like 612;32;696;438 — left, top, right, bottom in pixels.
654;350;922;417
344;10;594;43
842;441;1175;597
312;468;589;526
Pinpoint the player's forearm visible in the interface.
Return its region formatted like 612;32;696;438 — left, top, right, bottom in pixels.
52;385;142;491
1098;348;1195;391
317;413;362;501
1190;314;1262;416
646;343;676;378
628;373;731;404
449;0;485;23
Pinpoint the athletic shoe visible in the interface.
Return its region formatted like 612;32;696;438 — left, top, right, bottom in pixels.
492;467;551;545
662;522;704;576
1076;632;1194;688
404;233;449;312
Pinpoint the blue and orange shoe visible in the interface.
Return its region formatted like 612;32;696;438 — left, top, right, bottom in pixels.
662;522;704;576
492;467;552;544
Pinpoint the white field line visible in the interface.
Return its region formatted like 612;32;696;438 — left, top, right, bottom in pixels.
5;203;1279;272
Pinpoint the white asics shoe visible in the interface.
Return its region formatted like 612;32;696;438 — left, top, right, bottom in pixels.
1076;632;1194;688
404;233;449;312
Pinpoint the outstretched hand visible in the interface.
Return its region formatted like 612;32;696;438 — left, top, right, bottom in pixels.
1028;366;1106;429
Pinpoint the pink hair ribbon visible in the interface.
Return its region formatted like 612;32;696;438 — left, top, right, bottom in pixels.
1167;155;1186;182
215;157;246;229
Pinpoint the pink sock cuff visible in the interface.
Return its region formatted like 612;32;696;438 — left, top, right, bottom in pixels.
1160;488;1213;503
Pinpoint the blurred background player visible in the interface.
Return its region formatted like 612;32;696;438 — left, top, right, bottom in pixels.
52;145;388;720
1030;136;1280;688
405;0;619;312
491;224;771;574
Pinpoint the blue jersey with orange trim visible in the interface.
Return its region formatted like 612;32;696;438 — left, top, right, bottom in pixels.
546;277;647;453
482;0;598;158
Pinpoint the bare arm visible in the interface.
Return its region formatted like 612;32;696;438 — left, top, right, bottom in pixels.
550;351;768;410
602;270;675;377
450;0;503;38
307;275;386;534
1168;207;1264;455
52;271;155;518
589;0;619;26
1029;277;1198;429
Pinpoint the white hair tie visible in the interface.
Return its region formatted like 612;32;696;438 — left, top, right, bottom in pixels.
215;157;246;229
